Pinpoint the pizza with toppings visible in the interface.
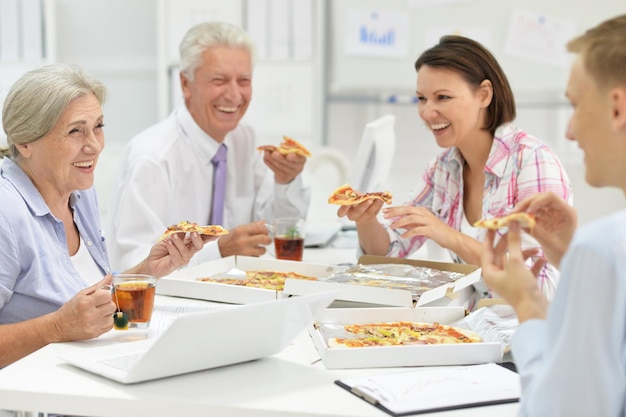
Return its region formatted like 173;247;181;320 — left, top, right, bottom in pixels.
159;221;229;241
198;270;317;291
473;212;536;230
326;321;481;348
327;184;393;206
257;135;312;158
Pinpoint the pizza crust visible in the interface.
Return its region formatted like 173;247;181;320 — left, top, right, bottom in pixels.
257;135;311;158
159;221;229;241
473;212;536;230
327;184;393;206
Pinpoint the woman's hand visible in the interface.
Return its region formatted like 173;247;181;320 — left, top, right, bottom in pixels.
142;233;217;277
337;198;385;225
383;206;453;246
49;275;116;342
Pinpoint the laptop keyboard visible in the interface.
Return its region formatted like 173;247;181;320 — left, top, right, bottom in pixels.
98;352;145;372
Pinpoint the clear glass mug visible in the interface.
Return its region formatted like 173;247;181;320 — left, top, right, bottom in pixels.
110;274;157;330
266;217;305;261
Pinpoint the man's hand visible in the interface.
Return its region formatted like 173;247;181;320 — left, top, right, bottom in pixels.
481;222;548;322
218;221;272;257
515;192;577;268
262;151;306;184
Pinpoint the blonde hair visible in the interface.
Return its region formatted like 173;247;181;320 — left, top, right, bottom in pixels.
0;64;106;160
567;14;626;91
179;21;255;82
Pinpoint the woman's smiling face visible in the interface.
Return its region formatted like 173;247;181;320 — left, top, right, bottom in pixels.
17;93;105;197
416;65;491;149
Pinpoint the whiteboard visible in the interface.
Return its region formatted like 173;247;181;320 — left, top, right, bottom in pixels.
329;0;626;98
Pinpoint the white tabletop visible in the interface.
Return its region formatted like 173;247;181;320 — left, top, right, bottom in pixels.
0;294;519;417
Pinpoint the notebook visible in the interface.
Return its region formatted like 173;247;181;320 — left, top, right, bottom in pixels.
335;363;520;416
60;291;338;384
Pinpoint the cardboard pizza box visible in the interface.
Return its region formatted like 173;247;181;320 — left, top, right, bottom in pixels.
283;255;481;309
156;255;338;304
308;307;503;369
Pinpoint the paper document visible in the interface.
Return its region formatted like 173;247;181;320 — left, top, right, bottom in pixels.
335;363;520;416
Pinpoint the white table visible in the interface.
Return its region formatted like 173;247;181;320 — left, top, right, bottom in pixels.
0;295;519;417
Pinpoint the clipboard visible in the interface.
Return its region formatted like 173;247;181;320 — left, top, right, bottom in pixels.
335;363;520;416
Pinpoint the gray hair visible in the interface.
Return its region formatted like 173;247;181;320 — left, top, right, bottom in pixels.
179;21;256;82
0;64;107;160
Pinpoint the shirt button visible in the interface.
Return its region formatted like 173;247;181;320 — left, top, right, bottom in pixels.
87;241;92;246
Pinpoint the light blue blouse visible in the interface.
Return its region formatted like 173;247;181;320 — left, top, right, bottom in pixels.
0;158;110;324
512;209;626;417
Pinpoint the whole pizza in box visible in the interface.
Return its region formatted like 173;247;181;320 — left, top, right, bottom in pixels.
198;270;317;291
321;321;482;348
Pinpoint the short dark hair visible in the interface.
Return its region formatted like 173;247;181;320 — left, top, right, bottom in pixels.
415;35;516;135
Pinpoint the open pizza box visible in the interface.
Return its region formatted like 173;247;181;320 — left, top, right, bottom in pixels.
283;255;482;309
156;255;339;304
308;306;504;369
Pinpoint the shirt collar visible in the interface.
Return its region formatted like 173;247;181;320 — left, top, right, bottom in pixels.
175;104;234;161
484;122;515;178
2;158;82;217
438;122;515;179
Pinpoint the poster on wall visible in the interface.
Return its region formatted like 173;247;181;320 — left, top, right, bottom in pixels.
504;9;578;68
344;8;410;58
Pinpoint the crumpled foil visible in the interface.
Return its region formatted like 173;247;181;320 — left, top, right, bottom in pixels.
319;263;464;299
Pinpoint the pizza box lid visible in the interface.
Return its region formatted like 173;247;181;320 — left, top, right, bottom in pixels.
282;255;481;308
156;255;338;304
308;307;503;369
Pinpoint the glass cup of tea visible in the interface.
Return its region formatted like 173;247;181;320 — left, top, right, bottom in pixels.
111;274;157;330
272;217;305;261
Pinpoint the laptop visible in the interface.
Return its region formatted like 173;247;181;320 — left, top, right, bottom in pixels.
304;221;342;248
60;291;338;384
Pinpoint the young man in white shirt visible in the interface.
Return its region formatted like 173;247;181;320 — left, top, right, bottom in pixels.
481;14;626;417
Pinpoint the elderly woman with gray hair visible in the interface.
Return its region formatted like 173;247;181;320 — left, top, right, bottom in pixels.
0;64;215;368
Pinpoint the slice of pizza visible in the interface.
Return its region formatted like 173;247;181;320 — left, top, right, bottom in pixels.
159;220;229;241
473;212;536;230
257;135;311;158
327;184;393;206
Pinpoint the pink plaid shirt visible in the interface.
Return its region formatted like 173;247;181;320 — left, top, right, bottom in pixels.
387;123;573;299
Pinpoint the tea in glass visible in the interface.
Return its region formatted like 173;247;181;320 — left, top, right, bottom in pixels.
274;236;304;261
272;217;305;261
112;274;156;329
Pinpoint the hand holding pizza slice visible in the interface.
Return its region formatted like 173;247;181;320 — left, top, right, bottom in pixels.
158;220;229;241
327;184;393;206
257;135;312;158
473;212;536;230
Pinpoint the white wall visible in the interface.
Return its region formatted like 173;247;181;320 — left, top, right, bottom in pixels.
325;101;625;226
51;0;159;220
2;0;623;228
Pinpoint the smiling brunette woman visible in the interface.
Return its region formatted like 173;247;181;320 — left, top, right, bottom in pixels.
337;36;573;300
0;64;216;368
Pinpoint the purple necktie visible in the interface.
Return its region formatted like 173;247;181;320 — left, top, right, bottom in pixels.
210;144;227;225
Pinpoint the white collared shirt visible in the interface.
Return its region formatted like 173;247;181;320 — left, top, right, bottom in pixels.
106;104;311;271
513;209;626;417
